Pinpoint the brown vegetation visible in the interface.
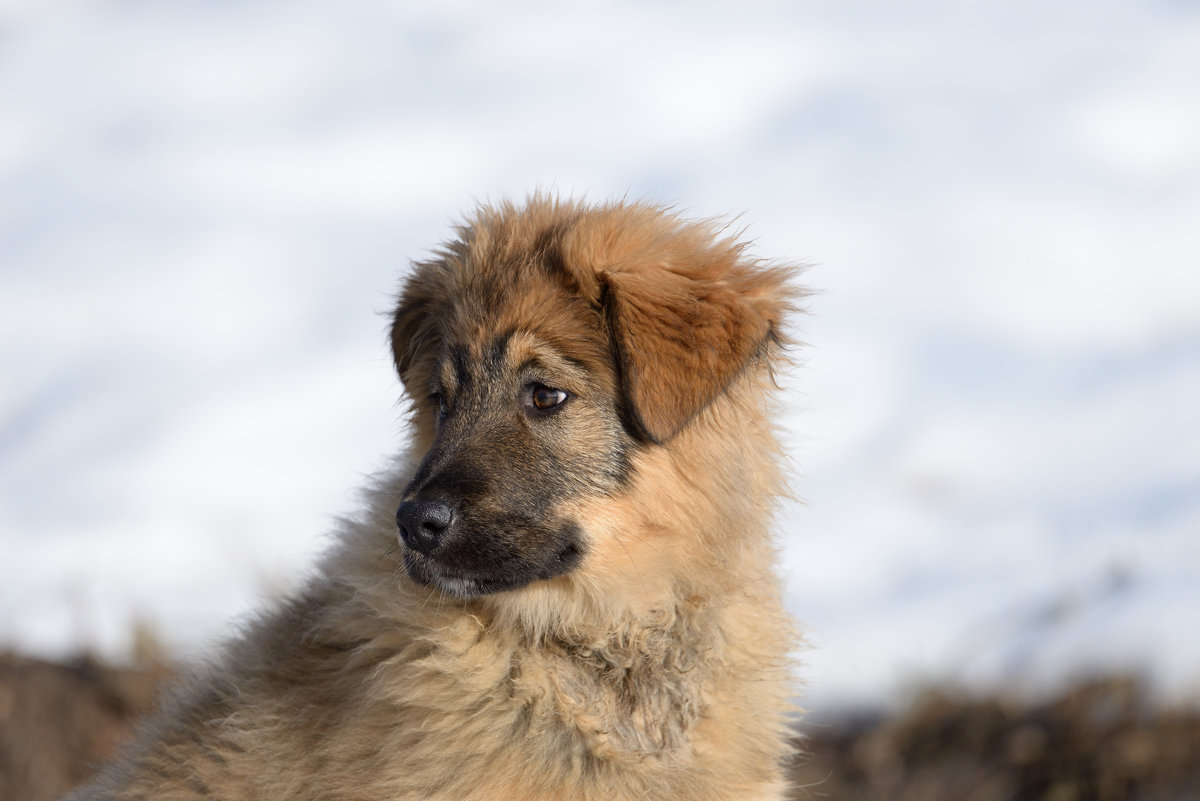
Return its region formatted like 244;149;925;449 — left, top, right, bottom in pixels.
0;652;169;801
3;652;1196;801
791;677;1200;801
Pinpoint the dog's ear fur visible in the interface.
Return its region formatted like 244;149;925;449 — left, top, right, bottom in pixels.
390;271;440;396
600;268;777;444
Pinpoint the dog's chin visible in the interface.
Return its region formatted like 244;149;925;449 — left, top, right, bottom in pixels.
399;521;586;598
402;551;547;598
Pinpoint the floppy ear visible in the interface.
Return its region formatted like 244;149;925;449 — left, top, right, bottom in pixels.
390;279;439;396
602;270;774;443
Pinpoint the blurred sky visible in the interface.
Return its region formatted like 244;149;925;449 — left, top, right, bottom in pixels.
2;0;1198;712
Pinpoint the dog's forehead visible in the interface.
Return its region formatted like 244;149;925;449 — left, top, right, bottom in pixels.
441;266;599;340
429;298;611;394
439;322;578;369
440;329;526;371
444;280;558;350
434;329;596;399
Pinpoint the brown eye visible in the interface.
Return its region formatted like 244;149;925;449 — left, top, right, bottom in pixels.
430;393;448;422
530;385;568;412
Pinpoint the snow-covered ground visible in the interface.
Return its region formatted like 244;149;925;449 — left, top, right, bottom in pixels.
2;1;1198;712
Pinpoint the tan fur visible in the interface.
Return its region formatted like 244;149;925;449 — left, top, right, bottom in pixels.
68;197;804;801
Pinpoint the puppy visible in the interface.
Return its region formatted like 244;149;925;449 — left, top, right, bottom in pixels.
69;197;804;801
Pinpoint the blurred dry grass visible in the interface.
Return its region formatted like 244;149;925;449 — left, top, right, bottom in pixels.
0;652;170;801
791;677;1200;801
2;651;1197;801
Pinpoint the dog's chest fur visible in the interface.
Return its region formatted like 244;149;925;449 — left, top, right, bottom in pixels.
484;604;713;760
237;584;754;801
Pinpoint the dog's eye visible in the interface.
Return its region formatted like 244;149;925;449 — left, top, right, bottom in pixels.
430;393;448;422
529;385;568;412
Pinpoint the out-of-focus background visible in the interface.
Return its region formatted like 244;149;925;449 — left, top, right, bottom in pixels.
2;1;1199;798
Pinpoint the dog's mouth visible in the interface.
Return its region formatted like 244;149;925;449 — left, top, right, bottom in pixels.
401;551;539;598
398;522;585;598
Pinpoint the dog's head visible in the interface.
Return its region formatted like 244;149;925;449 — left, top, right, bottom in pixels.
389;198;793;599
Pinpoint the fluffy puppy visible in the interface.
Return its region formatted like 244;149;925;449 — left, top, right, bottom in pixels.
69;197;804;801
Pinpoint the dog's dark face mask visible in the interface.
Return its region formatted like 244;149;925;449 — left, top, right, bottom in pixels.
394;321;633;598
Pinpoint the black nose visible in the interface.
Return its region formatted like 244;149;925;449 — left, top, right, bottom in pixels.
396;500;454;555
